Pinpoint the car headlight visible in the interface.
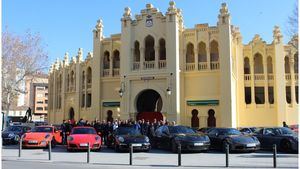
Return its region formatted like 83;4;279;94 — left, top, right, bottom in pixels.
95;136;101;141
67;136;73;141
8;133;15;138
118;136;124;142
145;136;149;142
45;134;50;139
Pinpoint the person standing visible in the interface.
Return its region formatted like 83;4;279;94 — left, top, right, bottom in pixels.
60;120;67;145
25;107;32;122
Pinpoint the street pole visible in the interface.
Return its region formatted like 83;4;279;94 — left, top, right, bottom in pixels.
225;143;229;167
18;135;23;157
48;140;52;160
273;144;277;168
87;142;90;163
129;144;133;165
178;143;182;166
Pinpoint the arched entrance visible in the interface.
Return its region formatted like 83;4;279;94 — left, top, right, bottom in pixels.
191;109;199;128
107;110;113;122
69;107;75;120
207;109;216;127
136;89;163;122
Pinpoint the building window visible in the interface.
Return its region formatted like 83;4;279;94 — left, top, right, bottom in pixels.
87;67;92;83
254;53;263;74
134;41;140;62
244;57;250;74
37;101;43;104
244;87;251;104
186;43;194;63
45;93;48;97
45;100;48;104
159;38;166;60
36;87;44;90
267;56;273;73
82;71;85;88
296;86;299;103
36;107;43;111
255;87;265;104
285;56;290;73
295;53;298;73
286;86;291;104
103;51;110;69
198;42;207;62
44;107;48;110
210;40;219;62
113;50;120;68
268;87;274;104
86;93;92;107
145;35;155;61
81;94;85;107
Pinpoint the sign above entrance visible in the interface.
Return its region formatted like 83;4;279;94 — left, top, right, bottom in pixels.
187;100;219;106
102;102;120;107
141;76;155;80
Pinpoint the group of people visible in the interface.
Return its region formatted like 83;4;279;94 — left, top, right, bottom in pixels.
60;118;176;145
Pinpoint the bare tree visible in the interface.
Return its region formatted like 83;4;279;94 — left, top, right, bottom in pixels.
2;29;48;127
286;2;298;49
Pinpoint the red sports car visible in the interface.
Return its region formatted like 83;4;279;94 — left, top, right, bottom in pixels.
22;126;62;148
67;126;101;151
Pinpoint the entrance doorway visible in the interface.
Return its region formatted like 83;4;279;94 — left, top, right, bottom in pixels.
136;89;163;122
69;107;75;120
191;109;199;128
207;109;216;127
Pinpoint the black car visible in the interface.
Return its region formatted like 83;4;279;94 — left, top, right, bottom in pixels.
253;127;298;152
2;125;31;145
239;127;257;135
198;127;213;134
107;127;151;152
152;125;210;153
207;128;260;152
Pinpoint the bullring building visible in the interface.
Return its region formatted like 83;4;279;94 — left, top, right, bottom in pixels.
48;2;299;128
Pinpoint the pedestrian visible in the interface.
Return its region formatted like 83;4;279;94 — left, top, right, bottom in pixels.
283;121;289;128
60;120;67;144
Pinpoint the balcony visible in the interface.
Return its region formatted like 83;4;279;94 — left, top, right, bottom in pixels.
244;74;251;81
198;62;208;71
285;74;291;81
254;74;265;81
144;61;155;70
267;74;274;81
132;62;140;71
103;69;110;77
87;83;91;89
210;61;219;70
186;63;195;71
158;60;166;69
113;68;120;76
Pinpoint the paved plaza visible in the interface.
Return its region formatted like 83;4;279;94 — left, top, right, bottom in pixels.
2;145;298;169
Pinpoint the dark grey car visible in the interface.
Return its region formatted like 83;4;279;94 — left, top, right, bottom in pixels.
2;125;31;145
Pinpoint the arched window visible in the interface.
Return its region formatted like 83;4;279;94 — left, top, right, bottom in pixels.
267;56;273;73
71;71;75;86
285;56;290;73
191;109;199;128
134;41;140;62
87;67;92;84
113;50;120;68
294;53;298;73
186;43;194;63
67;74;70;90
254;53;263;74
244;57;250;74
159;38;166;60
82;71;85;87
207;109;216;127
210;40;219;62
145;35;155;61
59;74;62;92
103;51;110;69
198;42;207;62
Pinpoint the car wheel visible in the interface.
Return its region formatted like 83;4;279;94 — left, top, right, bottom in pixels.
171;140;178;153
280;140;292;152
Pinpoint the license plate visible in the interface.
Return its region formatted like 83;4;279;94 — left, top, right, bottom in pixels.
80;143;88;147
246;143;256;147
194;142;204;146
28;140;38;143
131;143;142;147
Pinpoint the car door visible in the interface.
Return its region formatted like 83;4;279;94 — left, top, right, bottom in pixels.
153;126;163;148
261;128;276;149
53;127;62;143
160;126;171;149
207;129;219;149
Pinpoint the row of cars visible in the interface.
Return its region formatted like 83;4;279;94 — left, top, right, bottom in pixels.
2;124;298;153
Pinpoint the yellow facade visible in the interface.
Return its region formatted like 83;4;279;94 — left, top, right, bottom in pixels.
48;2;299;127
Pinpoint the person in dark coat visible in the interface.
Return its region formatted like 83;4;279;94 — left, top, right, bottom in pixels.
60;120;67;145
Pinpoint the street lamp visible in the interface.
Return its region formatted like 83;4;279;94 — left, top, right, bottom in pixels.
119;76;126;97
166;87;172;95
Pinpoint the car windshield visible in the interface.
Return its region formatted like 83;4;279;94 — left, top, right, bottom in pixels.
278;127;296;135
168;126;195;134
71;128;96;134
219;128;241;135
116;127;141;135
5;126;22;132
32;127;52;133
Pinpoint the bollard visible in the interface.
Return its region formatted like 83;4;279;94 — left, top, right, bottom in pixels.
48;140;52;160
225;143;229;167
87;142;90;163
129;144;133;165
18;135;23;157
178;143;182;166
273;144;277;168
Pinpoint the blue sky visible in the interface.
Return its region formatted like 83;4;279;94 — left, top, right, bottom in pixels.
3;0;297;66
